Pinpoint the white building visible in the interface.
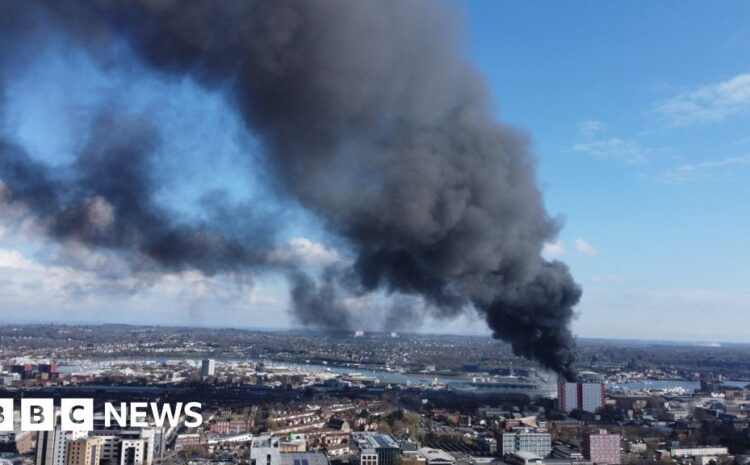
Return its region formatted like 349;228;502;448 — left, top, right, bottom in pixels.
670;446;729;458
120;439;145;465
360;449;378;465
501;428;551;458
90;428;156;465
201;359;216;378
250;435;281;465
35;418;87;465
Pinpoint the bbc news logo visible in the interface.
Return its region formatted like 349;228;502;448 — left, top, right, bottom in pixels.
0;399;202;431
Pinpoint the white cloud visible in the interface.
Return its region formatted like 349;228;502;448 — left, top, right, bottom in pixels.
542;241;566;257
573;137;649;164
0;249;37;270
655;72;750;126
658;155;750;184
266;237;344;267
574;238;598;256
0;204;293;324
573;284;750;341
579;119;605;135
590;274;625;284
0;243;268;309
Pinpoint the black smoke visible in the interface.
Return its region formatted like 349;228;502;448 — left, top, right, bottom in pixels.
0;0;581;378
0;112;273;276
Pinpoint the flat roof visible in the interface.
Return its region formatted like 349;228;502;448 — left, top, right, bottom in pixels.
281;453;330;465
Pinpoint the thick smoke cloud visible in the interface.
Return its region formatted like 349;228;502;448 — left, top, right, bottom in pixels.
0;112;273;276
289;270;352;332
0;0;582;377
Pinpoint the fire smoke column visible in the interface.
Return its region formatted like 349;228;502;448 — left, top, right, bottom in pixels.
0;0;582;377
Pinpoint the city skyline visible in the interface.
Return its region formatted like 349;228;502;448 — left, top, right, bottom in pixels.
1;4;749;465
0;1;748;342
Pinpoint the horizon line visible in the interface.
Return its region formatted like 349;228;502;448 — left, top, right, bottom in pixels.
0;320;747;347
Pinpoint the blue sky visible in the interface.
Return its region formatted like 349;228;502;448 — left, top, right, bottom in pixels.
462;0;750;341
0;1;749;341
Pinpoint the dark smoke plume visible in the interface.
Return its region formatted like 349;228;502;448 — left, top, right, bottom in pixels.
289;270;352;332
0;112;273;276
0;0;582;378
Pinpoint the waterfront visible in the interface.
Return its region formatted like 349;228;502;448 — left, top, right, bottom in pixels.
57;357;750;394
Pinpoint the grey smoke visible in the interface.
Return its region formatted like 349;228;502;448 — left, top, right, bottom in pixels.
0;111;274;276
0;0;581;378
289;270;352;332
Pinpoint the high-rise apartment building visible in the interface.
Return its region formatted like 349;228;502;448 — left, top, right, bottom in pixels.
201;359;215;378
35;427;58;465
89;416;158;465
583;430;621;465
558;371;605;413
35;412;87;465
66;437;103;465
120;439;145;465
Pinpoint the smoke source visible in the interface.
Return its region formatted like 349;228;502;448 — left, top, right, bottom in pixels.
0;0;581;378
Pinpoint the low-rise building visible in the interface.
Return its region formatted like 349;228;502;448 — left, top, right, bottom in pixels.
279;453;330;465
351;432;401;465
670;447;729;458
417;448;455;465
501;429;551;458
506;452;544;465
251;436;281;465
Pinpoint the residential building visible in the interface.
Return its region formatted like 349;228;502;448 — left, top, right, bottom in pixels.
583;430;620;465
88;420;157;465
279;434;307;452
201;359;216;378
120;439;144;465
558;372;605;413
36;419;87;465
66;438;103;465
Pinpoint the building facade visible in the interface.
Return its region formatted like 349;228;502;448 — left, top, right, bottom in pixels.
66;438;103;465
36;425;87;465
201;359;216;378
583;430;621;465
670;447;729;458
500;429;552;458
558;372;606;413
351;432;400;465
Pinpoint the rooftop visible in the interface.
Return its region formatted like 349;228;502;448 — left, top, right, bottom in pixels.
280;453;330;465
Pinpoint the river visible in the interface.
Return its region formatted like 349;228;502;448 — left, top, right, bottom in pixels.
56;357;750;393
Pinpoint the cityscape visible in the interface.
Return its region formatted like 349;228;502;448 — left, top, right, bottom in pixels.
0;3;748;465
0;326;749;465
